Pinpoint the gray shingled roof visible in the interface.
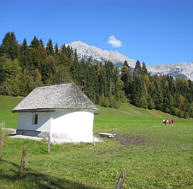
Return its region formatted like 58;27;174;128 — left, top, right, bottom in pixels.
13;83;98;113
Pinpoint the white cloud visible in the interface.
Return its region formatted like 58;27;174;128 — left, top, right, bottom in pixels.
108;35;122;47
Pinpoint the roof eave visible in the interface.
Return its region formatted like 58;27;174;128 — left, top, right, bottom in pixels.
12;107;99;113
12;108;56;113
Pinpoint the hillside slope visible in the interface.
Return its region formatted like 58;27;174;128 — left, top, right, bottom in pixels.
0;96;23;128
0;96;192;129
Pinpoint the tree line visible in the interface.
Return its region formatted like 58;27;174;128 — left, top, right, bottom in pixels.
121;61;193;118
0;32;193;118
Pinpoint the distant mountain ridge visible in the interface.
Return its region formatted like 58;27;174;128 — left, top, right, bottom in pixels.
68;41;193;81
148;62;193;81
68;41;136;67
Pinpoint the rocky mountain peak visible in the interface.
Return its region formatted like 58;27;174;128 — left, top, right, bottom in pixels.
68;41;136;67
67;41;193;81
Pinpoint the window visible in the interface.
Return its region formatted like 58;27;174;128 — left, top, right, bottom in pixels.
32;114;38;125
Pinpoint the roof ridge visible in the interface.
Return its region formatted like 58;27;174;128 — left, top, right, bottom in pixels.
35;82;73;89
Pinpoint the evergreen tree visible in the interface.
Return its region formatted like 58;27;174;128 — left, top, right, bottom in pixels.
141;62;148;75
0;32;18;59
148;97;155;109
54;43;59;55
46;39;54;56
39;39;44;47
0;56;8;84
133;60;141;77
121;60;131;83
51;65;71;84
61;44;67;54
30;36;39;49
19;39;30;70
130;76;142;106
121;60;131;96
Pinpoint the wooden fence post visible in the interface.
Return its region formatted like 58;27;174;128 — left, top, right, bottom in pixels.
93;135;95;146
0;133;5;158
112;129;115;139
0;123;5;158
20;147;27;173
115;171;126;189
48;132;51;154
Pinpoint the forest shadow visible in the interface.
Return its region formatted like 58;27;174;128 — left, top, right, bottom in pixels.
0;159;99;189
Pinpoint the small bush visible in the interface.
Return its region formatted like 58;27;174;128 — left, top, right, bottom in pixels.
183;112;189;119
178;110;185;118
112;100;121;109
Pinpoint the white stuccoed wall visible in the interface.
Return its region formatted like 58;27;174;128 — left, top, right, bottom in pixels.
18;112;52;132
17;110;94;143
51;110;94;142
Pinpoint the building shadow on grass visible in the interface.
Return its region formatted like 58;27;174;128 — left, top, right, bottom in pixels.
0;159;99;189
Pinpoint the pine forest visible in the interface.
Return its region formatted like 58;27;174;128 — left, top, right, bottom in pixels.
0;32;193;118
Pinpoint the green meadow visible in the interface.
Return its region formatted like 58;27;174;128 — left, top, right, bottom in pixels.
0;95;193;188
0;96;23;128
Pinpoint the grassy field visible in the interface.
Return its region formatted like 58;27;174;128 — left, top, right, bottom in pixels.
0;95;23;128
0;95;193;188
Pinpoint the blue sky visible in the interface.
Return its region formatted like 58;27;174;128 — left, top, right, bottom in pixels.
1;0;193;65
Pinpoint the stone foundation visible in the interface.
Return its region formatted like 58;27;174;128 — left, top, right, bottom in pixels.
16;129;94;143
16;129;49;138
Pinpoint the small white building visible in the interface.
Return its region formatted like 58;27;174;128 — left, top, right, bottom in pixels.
12;83;99;143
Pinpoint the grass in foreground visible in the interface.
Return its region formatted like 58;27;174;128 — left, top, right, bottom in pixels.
0;96;193;188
